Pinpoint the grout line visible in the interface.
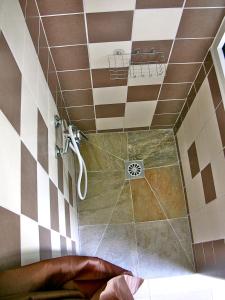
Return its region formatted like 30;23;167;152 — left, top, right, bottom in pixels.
41;12;85;17
144;162;179;171
94;182;125;256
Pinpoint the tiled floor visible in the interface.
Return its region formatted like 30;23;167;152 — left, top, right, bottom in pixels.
79;129;194;278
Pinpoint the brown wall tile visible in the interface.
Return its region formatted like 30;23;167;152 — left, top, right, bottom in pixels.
151;114;179;126
19;0;27;16
203;241;215;267
38;23;49;79
74;119;96;132
57;156;64;194
92;68;127;88
87;11;133;43
201;163;216;203
65;200;71;238
213;239;225;265
186;0;225;7
42;14;86;46
155;100;184;114
164;63;201;83
68;173;73;206
67;106;95;120
136;0;184;8
38;111;49;173
127;85;160;102
170;39;213;63
63;89;93;107
0;33;22;134
208;66;222;109
58;70;91;90
37;0;83;15
187;85;196;109
177;8;225;38
95;103;125;118
21;142;38;221
159;83;191;100
39;225;52;260
193;243;205;272
50;179;59;232
204;51;213;74
51;45;89;71
26;0;40;53
194;65;206;93
60;235;68;256
188;142;200;178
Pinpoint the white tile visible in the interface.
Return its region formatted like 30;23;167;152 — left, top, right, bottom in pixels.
0;112;21;214
51;230;61;258
58;190;66;236
84;0;136;13
132;9;182;41
89;42;131;69
186;173;205;214
20;79;38;159
20;215;40;266
124;101;157;128
211;151;225;198
177;123;188;157
63;166;69;202
195;129;210;170
66;238;72;254
180;152;192;187
96;117;124;130
70;206;79;244
37;163;51;229
93;86;127;105
186;97;202;142
37;65;49;125
128;64;166;86
48;94;58;137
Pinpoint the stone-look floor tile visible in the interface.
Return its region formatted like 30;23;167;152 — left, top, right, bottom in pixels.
78;171;124;225
135;221;193;278
80;141;124;171
86;132;128;160
79;224;107;256
96;223;138;275
131;178;165;222
128;130;178;168
111;181;134;224
145;166;187;219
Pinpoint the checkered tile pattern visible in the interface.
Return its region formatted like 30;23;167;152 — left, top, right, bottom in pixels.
19;0;225;132
0;1;78;271
175;52;225;274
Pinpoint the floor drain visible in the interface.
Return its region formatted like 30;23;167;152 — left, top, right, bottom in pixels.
125;160;144;180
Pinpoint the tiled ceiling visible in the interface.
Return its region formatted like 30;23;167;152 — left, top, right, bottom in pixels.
20;0;225;132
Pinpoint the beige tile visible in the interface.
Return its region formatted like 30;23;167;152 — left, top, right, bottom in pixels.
211;151;225;199
84;0;136;12
93;86;127;105
96;117;124;130
186;173;205;214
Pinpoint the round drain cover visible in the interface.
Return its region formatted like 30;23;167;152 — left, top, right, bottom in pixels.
127;162;142;177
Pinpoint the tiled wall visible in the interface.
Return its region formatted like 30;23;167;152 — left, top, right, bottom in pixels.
175;49;225;276
0;0;79;271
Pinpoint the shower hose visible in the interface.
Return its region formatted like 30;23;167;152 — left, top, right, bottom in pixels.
68;125;87;200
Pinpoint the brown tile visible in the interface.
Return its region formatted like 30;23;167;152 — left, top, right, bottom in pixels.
74;119;96;132
145;166;187;219
130;178;165;222
67;106;95;120
39;225;52;260
164;63;201;83
57;156;64;194
95;104;125;118
136;0;184;8
51;45;89;71
170;39;213;63
68;173;73;206
213;239;225;265
188;142;200;178
38;111;49;173
58;70;91;90
19;0;27;16
60;235;68;256
65;200;71;238
203;241;215;266
132;40;173;63
38;23;49;79
187;85;196;109
177;8;225;38
42;14;86;46
63;89;93;107
37;0;83;15
151;114;179;126
181;101;189;120
204;51;213;74
26;0;40;53
208;66;222;109
193;243;205;272
186;0;225;7
201;163;216;203
0;33;22;134
194;65;206;93
21;142;38;221
155;100;184;114
50;179;59;232
87;11;133;43
92;68;127;88
216;102;225;147
127;85;160;102
159;83;191;100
